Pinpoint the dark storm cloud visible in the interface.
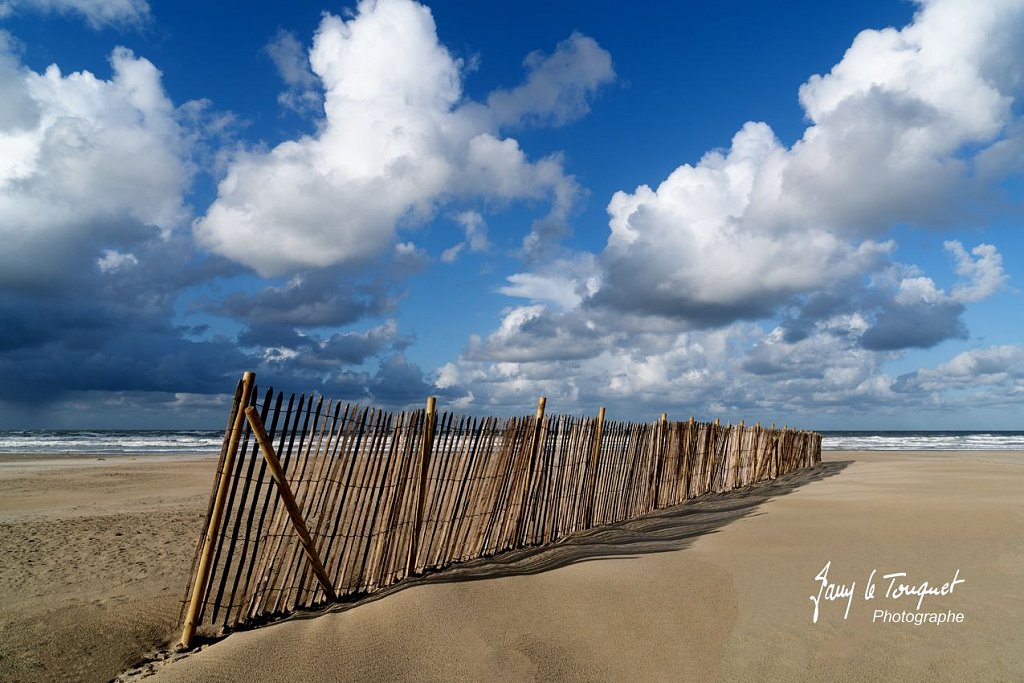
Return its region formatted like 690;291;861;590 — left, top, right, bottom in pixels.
316;327;400;365
859;300;968;351
211;268;394;327
323;370;373;401
778;291;856;344
369;355;435;405
0;325;249;402
0;232;251;403
0;226;416;416
776;281;973;354
256;355;445;408
592;249;784;328
248;323;403;370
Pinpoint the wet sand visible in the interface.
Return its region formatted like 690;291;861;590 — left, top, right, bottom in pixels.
1;451;1021;681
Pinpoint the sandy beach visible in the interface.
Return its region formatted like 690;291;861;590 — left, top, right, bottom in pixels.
1;450;1021;682
0;454;215;682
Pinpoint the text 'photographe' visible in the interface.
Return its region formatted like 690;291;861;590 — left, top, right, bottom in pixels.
810;560;966;625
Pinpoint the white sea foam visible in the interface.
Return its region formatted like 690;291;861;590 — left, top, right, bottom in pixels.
821;432;1024;451
0;430;223;454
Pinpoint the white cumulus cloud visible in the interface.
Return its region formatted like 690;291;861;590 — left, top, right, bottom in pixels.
945;240;1008;303
600;122;894;322
195;0;611;276
0;38;190;287
435;0;1022;418
598;0;1023;324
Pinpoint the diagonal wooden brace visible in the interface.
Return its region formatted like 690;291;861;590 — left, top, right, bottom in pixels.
244;406;338;603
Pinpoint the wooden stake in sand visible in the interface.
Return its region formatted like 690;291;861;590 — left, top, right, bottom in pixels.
180;371;254;649
408;396;437;575
244;406;338;603
584;406;605;528
654;412;667;508
518;397;547;545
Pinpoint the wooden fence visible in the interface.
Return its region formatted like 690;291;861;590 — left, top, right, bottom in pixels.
178;372;821;646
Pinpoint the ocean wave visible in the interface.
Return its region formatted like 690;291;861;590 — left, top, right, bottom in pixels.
0;430;224;454
821;432;1024;451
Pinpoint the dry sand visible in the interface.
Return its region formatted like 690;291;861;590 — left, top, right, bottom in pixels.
2;450;1022;682
0;454;215;682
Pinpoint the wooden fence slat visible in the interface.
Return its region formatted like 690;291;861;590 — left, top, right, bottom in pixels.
273;396;330;614
311;403;364;601
297;401;351;606
408;399;436;574
248;393;313;619
244;392;305;621
225;389;285;627
333;408;385;596
422;412;460;570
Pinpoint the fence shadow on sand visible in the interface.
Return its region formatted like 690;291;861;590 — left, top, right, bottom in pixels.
270;459;851;627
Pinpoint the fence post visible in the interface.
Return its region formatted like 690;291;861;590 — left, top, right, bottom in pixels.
683;416;695;499
408;396;437;576
180;370;254;649
244;406;337;602
653;413;667;509
584;406;605;527
754;421;761;481
782;424;788;475
770;422;777;478
515;397;546;545
737;419;745;489
708;418;720;491
532;398;547;450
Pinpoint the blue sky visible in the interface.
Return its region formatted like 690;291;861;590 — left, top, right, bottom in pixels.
0;0;1021;429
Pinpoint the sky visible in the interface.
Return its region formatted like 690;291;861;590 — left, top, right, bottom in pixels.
0;0;1022;430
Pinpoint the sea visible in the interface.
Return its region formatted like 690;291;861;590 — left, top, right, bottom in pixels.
0;429;1022;455
0;430;225;455
820;431;1024;451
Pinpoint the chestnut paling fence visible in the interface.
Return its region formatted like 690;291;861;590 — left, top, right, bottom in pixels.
178;372;821;645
